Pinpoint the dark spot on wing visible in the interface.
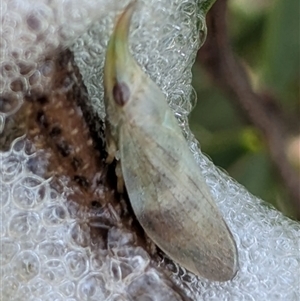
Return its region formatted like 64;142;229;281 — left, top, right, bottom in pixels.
112;82;130;106
141;206;183;241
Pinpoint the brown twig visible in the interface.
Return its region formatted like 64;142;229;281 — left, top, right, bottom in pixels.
197;0;300;219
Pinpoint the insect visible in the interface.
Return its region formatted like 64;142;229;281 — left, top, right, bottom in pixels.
103;1;238;281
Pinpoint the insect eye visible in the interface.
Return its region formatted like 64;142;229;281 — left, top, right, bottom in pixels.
112;81;130;106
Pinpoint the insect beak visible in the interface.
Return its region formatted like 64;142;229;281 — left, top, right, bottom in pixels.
104;1;138;95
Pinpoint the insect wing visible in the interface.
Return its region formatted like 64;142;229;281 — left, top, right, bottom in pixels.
119;111;238;281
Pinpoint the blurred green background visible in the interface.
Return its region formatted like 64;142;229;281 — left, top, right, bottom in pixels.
191;0;300;217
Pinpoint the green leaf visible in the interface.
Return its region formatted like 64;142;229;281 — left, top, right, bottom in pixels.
261;0;300;110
